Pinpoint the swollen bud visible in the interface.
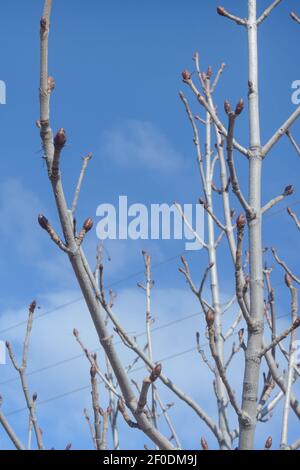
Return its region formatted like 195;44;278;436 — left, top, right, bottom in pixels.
83;218;93;233
217;6;226;16
47;76;56;93
29;300;37;313
118;398;125;413
32;392;38;402
224;100;232;115
265;436;272;449
206;66;212;79
150;363;162;382
236;213;246;230
201;437;209;450
40;17;47;34
285;273;293;288
293;317;300;328
65;442;72;450
206;309;214;327
235;99;244;116
182;69;191;81
54;128;66;149
238;328;244;344
284;185;294;196
90;365;97;378
73;328;79;338
38;214;49;231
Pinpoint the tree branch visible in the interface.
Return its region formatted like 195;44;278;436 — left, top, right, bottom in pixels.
0;399;25;450
216;6;247;26
290;11;300;24
261;185;294;215
262;106;300;157
257;0;283;26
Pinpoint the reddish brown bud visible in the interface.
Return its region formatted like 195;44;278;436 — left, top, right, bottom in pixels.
40;17;47;33
65;442;72;450
265;436;272;449
90;365;97;378
29;300;37;313
284;185;294;196
217;6;226;16
118;398;125;412
182;69;191;81
236;213;246;230
235;99;244;116
47;76;55;93
201;436;209;450
293;317;300;328
224;100;232;115
32;392;38;402
150;363;162;382
238;328;244;344
38;214;49;231
285;273;293;288
73;328;79;337
206;309;214;327
54;128;66;149
206;66;212;79
83;218;93;233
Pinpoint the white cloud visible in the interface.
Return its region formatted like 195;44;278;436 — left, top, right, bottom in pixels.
0;179;45;258
102;119;183;171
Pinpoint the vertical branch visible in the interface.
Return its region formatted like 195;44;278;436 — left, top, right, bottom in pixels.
280;276;298;448
5;301;44;450
204;75;230;450
90;363;102;451
140;251;158;429
0;398;25;450
239;0;265;450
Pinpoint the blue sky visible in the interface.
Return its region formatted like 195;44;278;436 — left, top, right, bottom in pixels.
0;0;299;450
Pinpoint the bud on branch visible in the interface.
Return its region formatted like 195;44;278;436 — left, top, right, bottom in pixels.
201;436;209;450
265;436;272;449
182;69;191;82
77;218;94;245
150;363;162;382
236;213;246;231
206;309;214;327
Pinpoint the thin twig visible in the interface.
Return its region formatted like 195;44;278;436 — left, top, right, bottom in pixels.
257;0;283;25
71;153;93;213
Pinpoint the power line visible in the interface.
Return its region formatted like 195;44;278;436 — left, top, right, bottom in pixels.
3;305;294;417
0;251;184;336
0;200;297;386
0;309;203;386
0;200;298;416
0;198;297;337
5;346;198;417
